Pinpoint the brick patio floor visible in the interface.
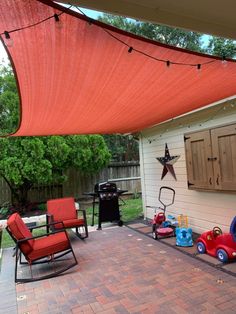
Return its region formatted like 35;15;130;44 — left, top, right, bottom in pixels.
1;225;236;314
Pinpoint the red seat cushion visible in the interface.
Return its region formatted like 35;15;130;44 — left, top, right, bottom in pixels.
47;197;77;221
28;232;69;262
157;227;174;236
54;218;85;229
7;213;34;255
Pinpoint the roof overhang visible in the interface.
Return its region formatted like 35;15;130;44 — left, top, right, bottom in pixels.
57;0;236;40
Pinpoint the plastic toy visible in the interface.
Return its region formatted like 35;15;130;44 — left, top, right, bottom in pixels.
197;216;236;262
175;215;193;247
178;214;188;228
176;228;193;247
167;214;178;227
151;186;176;240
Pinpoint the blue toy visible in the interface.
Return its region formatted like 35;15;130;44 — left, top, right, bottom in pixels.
176;227;193;247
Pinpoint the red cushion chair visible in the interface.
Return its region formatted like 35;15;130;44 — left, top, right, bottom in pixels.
6;213;78;283
46;197;88;239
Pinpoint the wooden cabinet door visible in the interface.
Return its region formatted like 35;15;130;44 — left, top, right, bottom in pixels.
211;123;236;190
185;130;214;189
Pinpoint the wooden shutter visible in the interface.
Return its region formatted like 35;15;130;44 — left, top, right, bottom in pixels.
211;123;236;190
185;130;214;189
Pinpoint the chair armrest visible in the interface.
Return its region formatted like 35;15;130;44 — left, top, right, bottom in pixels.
76;208;87;220
17;230;67;243
29;220;62;230
46;213;54;222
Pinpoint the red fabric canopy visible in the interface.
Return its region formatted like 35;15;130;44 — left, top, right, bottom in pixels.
0;0;236;136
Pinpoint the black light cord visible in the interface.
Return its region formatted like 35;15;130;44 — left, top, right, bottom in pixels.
0;4;73;36
1;3;224;68
74;6;218;68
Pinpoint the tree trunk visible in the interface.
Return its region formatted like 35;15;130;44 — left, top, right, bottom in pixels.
3;177;32;212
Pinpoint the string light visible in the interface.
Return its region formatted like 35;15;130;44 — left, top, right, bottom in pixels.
54;13;63;29
3;31;13;47
0;5;73;40
0;4;223;69
128;46;133;53
221;55;228;67
145;102;236;143
54;14;60;22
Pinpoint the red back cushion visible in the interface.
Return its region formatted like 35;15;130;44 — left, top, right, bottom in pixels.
7;213;34;255
47;197;76;221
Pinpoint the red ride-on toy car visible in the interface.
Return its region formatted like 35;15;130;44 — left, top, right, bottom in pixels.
150;186;176;240
197;216;236;263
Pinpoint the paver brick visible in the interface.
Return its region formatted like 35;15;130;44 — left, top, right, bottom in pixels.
1;226;236;314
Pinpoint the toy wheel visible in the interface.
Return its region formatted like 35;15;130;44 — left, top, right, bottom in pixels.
152;231;158;240
217;249;228;263
197;242;206;254
152;223;156;233
118;220;123;227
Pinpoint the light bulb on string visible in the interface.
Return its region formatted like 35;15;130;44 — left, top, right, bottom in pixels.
128;46;133;53
197;64;201;73
4;31;13;47
54;14;63;29
221;55;228;68
166;60;170;68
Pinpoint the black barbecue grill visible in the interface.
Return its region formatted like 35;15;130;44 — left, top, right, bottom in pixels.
86;182;127;229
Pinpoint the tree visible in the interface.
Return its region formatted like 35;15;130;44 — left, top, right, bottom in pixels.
0;63;111;209
103;134;139;162
206;37;236;59
98;14;204;51
0;63;19;134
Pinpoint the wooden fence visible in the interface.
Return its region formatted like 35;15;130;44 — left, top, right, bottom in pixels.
0;162;140;205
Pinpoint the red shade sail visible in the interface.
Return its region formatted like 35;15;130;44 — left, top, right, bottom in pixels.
0;0;236;136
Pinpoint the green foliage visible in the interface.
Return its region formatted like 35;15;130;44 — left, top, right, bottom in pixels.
103;134;139;161
0;135;110;206
121;197;143;222
66;135;111;172
80;197;143;226
206;37;236;59
0;63;111;208
0;63;19;135
98;14;203;52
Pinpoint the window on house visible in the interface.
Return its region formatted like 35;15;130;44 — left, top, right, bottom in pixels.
184;123;236;191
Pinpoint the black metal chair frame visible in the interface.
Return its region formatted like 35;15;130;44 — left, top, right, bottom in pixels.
46;208;88;240
6;221;78;283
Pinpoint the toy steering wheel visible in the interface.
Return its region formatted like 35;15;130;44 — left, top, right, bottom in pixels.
213;226;222;237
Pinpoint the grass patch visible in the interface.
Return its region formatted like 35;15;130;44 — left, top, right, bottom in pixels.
1;198;143;249
85;197;143;225
1;225;48;249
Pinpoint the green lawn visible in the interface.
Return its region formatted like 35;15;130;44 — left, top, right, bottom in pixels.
1;197;143;249
85;197;143;225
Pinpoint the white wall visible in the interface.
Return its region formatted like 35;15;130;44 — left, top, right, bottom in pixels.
140;100;236;234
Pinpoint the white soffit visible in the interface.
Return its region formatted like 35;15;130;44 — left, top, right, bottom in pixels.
57;0;236;39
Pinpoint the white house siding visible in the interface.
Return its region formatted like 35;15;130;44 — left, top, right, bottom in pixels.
140;100;236;234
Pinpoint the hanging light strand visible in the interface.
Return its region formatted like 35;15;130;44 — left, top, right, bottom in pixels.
0;3;229;68
0;4;73;37
145;102;236;143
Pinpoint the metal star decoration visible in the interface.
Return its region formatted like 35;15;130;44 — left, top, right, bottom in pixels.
156;143;180;180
